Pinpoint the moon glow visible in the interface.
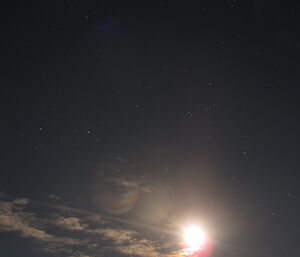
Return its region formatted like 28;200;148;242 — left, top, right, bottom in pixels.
183;225;206;251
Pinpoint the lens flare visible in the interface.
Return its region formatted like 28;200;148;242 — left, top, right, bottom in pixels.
93;189;138;216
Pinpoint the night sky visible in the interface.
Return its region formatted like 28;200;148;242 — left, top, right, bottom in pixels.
0;1;299;257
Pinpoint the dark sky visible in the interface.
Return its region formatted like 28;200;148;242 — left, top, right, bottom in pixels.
0;1;299;257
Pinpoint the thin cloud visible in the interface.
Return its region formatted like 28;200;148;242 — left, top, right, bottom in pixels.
48;194;61;200
53;216;87;231
91;228;138;244
0;196;179;257
0;198;87;255
0;199;52;240
89;228;178;257
107;177;152;193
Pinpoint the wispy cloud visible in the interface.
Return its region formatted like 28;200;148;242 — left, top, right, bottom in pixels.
0;197;88;255
107;176;152;193
91;228;138;244
48;194;61;200
0;195;180;257
87;227;177;257
98;156;153;193
53;216;87;231
0;198;52;240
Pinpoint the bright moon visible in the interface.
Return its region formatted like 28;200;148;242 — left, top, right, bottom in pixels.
183;225;205;250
